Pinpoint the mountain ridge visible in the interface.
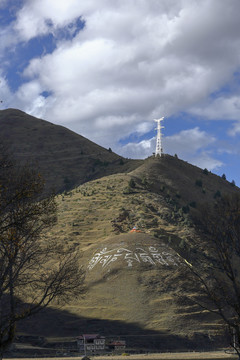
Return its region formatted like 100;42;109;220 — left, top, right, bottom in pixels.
0;108;142;193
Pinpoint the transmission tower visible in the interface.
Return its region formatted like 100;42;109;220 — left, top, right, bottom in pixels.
154;117;164;157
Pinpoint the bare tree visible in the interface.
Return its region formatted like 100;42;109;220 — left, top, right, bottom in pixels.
178;193;240;357
0;145;85;357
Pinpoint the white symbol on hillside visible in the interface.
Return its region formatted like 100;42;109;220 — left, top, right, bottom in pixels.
87;246;180;270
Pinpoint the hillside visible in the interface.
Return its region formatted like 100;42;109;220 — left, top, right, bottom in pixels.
2;109;240;352
17;156;240;352
0;108;142;193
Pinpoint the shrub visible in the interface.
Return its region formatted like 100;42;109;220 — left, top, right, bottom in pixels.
214;190;221;199
203;168;209;175
195;179;203;187
160;185;165;192
179;239;185;249
189;201;197;208
128;178;136;188
231;180;236;187
141;176;148;187
176;191;181;199
221;173;226;180
182;205;190;213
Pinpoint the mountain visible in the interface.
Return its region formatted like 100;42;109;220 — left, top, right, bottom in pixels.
2;109;240;353
19;156;240;352
0;109;142;193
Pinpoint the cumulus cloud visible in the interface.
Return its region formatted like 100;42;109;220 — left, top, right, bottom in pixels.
13;0;85;41
118;138;155;160
164;127;216;156
1;0;240;171
189;95;240;135
164;127;223;170
119;127;223;171
0;76;14;106
230;122;240;136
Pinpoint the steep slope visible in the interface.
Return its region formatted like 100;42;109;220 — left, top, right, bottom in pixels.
130;154;239;221
0;108;142;193
4;110;238;351
18;155;240;350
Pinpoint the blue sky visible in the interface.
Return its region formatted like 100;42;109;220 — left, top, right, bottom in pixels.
0;0;240;186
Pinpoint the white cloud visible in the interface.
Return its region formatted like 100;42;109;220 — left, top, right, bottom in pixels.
189;95;240;135
0;26;19;60
0;76;14;106
13;0;84;41
2;0;240;163
164;127;223;171
119;127;223;171
229;122;240;136
118;138;155;160
164;127;216;156
188;152;223;171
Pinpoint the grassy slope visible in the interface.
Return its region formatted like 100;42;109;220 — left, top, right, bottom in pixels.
0;108;142;193
34;156;240;345
4;110;238;349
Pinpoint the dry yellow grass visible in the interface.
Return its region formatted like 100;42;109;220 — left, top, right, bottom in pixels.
40;167;225;340
5;352;238;360
93;352;237;360
17;156;240;347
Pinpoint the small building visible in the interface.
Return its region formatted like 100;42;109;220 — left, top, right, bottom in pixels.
77;334;105;354
108;340;126;352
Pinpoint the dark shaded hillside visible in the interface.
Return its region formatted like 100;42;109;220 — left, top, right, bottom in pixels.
0;108;142;193
16;303;225;354
130;155;240;221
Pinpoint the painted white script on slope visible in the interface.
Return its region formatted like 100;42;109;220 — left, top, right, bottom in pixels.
88;246;180;270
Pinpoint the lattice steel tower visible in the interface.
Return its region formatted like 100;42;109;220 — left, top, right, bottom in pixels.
154;117;164;157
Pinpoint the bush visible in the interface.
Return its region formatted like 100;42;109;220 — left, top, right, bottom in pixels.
141;176;148;187
195;179;203;187
203;168;209;175
128;178;136;188
179;239;185;249
182;205;190;213
176;191;181;199
159;185;165;192
214;190;221;199
189;201;197;208
222;173;226;180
